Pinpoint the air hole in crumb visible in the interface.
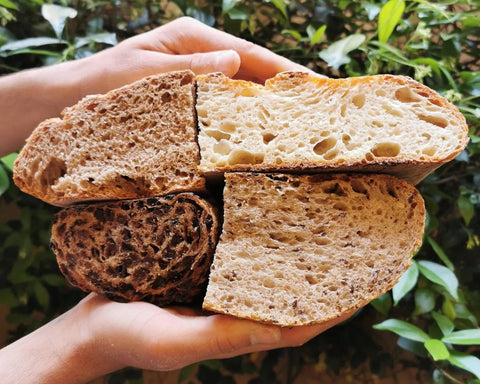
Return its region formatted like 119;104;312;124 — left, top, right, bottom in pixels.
340;103;347;117
417;114;448;128
161;92;172;103
314;237;332;246
352;94;365;108
228;150;264;165
422;146;436;156
395;86;422;103
305;275;318;285
324;150;338;161
365;152;374;161
333;202;349;211
342;134;351;145
220;121;237;133
263;278;275;288
197;108;208;118
39;158;67;193
205;130;231;141
351;180;368;195
371;142;400;157
313;138;337;156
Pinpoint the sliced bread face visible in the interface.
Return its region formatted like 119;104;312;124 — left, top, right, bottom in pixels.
14;70;205;207
203;172;426;326
196;72;469;184
51;193;219;306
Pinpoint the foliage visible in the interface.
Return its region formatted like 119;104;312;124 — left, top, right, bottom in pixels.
1;0;479;383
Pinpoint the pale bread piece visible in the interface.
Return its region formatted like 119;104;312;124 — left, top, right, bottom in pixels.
51;193;219;305
203;172;425;326
13;70;205;206
196;72;469;184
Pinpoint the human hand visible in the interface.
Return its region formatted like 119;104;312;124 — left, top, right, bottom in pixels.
73;293;352;374
84;16;315;94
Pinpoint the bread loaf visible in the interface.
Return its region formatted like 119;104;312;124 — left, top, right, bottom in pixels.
14;70;205;207
196;72;468;184
202;172;425;326
51;193;219;305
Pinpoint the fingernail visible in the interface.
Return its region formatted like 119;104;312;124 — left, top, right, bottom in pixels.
250;327;281;345
214;50;239;74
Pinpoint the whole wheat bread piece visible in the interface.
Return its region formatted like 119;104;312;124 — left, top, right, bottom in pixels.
202;172;425;326
51;193;219;305
14;70;205;207
196;72;469;184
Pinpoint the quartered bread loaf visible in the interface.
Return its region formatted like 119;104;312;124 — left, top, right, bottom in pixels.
202;173;426;326
14;70;205;207
51;193;219;305
196;72;469;184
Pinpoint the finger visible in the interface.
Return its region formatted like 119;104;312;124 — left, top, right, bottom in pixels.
153;50;241;77
148;17;316;83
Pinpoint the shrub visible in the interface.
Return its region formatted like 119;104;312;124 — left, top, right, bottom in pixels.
1;1;479;382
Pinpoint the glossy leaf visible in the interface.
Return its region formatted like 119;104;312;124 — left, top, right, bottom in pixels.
448;351;480;379
413;288;436;316
373;319;430;342
1;152;17;171
0;37;65;52
424;339;450;361
319;34;366;69
41;4;77;39
392;261;419;305
371;292;392;315
0;0;18;10
307;24;326;45
0;165;8;196
426;237;454;270
442;329;480;345
457;195;475;226
431;312;455;336
378;0;405;43
417;260;459;301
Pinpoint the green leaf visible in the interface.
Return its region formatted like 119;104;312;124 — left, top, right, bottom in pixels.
458;195;474;226
454;303;478;327
1;152;17;171
371;292;392;314
373;319;430;342
42;274;66;287
424;339;450;361
413;288;436;316
34;280;50;309
178;364;195;383
0;0;18;11
0;37;66;52
448;351;480;380
267;0;287;19
427;237;454;270
432;312;455;336
307;24;326;45
397;337;428;357
417;260;459;301
282;29;302;41
41;4;77;39
378;0;405;43
222;0;238;13
0;288;19;307
74;33;117;49
0;165;9;196
392;261;419;305
319;34;366;70
442;329;480;345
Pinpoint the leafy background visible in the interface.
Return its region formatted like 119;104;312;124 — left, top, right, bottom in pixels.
0;0;479;383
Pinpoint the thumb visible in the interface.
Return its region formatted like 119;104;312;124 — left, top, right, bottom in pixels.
173;50;241;77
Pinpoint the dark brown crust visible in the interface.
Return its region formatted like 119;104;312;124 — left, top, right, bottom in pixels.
51;193;219;305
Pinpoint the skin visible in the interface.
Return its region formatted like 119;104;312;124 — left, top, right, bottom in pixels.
0;16;351;383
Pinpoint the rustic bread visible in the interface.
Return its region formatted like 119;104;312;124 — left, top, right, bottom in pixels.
51;193;219;305
13;70;205;207
202;172;425;326
196;72;469;184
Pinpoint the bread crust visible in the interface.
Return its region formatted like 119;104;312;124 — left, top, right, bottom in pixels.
196;72;469;184
203;172;426;326
14;70;206;207
51;193;220;305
